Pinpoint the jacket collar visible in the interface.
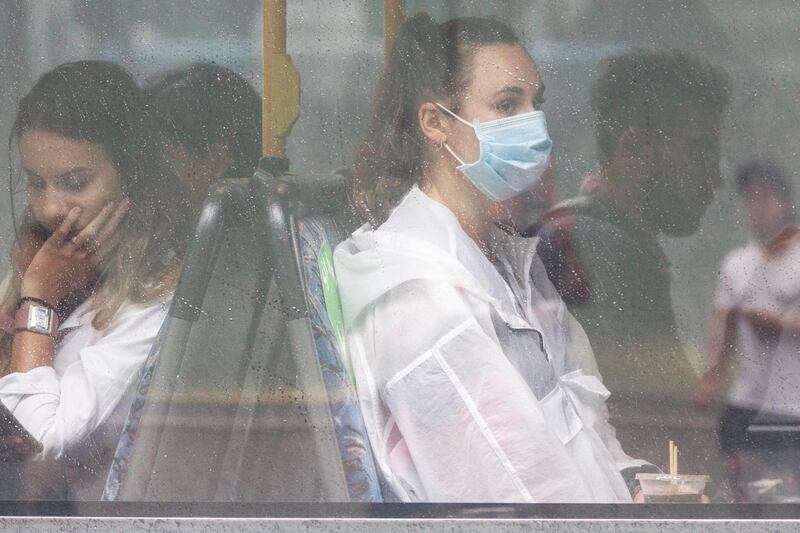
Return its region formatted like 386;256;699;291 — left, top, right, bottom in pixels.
335;186;539;331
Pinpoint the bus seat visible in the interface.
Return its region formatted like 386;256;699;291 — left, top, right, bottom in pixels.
104;165;387;502
269;172;390;502
104;163;356;503
101;176;276;501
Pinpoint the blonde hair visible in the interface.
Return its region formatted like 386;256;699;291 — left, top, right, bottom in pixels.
1;61;192;373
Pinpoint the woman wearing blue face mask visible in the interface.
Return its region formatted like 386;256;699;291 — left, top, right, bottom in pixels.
334;14;654;503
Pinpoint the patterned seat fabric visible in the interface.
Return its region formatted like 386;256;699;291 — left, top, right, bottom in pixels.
297;216;387;502
102;321;168;501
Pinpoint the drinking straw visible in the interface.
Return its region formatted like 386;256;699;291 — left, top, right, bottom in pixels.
669;440;679;485
669;440;674;476
669;440;680;478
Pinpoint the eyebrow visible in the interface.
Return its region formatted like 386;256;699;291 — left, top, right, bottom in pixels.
493;81;546;99
57;167;93;180
494;85;525;97
23;167;94;181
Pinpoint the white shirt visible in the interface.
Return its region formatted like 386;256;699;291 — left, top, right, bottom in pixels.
0;297;168;498
715;239;800;416
334;186;647;503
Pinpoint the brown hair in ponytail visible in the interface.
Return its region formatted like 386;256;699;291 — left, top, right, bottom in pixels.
352;13;519;225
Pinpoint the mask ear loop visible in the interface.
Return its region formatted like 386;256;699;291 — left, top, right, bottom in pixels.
442;142;467;166
435;102;475;128
434;103;475;167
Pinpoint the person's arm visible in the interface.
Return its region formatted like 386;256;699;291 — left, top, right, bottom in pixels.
372;281;594;503
0;300;166;459
692;251;742;411
11;202;128;374
738;307;800;335
1;199;143;460
692;308;737;410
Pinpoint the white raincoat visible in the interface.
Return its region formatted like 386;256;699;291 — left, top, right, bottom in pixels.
334;186;650;503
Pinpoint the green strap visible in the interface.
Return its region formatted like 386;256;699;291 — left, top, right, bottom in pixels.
318;241;345;350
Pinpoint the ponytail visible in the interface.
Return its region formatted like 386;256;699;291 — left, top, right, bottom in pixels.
352;13;444;224
352;13;519;225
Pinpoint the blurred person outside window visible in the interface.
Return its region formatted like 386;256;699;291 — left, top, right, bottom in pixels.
693;160;800;501
537;50;731;474
146;62;262;212
334;13;654;503
0;61;190;499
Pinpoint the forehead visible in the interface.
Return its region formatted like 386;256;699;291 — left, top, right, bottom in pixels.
19;129;109;176
465;43;540;96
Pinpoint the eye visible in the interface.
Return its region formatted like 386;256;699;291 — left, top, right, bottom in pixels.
60;172;92;193
496;98;517;115
25;176;46;193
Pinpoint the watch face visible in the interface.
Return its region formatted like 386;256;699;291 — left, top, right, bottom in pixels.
29;305;51;332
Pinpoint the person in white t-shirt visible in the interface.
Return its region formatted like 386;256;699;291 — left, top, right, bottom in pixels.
694;159;800;501
0;61;191;499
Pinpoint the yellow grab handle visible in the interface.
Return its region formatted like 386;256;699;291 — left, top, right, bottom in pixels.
263;0;300;159
384;0;406;64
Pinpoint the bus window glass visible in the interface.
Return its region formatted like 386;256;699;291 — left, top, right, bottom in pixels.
0;0;799;514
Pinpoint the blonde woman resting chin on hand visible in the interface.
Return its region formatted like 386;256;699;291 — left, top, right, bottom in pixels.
334;14;656;503
0;61;191;499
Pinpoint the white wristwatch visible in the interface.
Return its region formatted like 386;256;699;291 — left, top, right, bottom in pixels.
15;299;59;337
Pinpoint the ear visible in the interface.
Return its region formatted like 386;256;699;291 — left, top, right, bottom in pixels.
418;102;449;147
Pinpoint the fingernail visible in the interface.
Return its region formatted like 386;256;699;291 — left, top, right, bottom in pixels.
72;207;82;216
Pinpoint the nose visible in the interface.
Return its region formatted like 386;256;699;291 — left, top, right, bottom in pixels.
36;188;73;229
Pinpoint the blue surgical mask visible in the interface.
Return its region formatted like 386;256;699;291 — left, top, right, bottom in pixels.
437;103;553;202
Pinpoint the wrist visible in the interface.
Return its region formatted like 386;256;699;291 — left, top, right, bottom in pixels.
20;278;59;304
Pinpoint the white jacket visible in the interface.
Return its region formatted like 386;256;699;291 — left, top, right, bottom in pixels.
334;186;648;503
0;297;168;499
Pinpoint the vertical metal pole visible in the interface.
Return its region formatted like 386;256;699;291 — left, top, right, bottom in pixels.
263;0;287;158
384;0;406;64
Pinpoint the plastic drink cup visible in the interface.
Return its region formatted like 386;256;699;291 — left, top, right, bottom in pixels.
636;473;710;503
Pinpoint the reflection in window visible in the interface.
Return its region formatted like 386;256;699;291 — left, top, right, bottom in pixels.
0;0;799;510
